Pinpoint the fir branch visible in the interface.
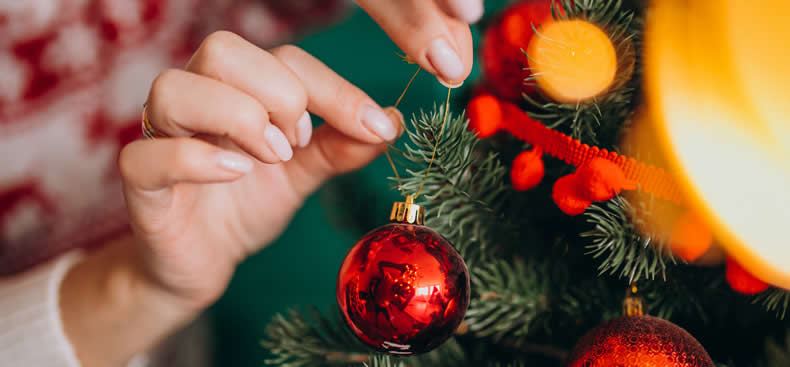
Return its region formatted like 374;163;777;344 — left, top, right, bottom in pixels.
465;259;550;342
395;106;514;265
262;307;369;366
523;0;641;146
363;339;467;367
754;288;790;320
581;196;676;283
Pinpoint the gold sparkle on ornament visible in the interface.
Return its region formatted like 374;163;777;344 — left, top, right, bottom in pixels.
527;19;617;103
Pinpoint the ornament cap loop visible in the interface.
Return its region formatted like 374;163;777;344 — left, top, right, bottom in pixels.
390;195;425;225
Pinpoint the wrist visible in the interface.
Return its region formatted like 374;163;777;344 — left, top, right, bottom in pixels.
60;234;200;367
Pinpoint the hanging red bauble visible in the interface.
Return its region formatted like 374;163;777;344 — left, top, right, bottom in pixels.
567;315;715;367
481;0;553;100
337;196;470;355
725;256;769;295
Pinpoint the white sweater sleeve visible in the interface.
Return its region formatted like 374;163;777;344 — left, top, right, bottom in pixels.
0;253;83;367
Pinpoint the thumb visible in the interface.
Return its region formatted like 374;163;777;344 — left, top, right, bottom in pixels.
285;107;403;199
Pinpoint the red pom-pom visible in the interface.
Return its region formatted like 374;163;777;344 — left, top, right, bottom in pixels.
552;174;591;215
575;157;637;202
467;93;504;138
670;211;713;262
726;257;769;295
511;148;545;191
481;0;553;100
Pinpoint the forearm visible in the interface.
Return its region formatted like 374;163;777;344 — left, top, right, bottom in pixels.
59;234;199;367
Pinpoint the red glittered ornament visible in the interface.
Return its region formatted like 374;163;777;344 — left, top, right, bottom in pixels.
725;256;769;295
481;0;553;100
337;196;470;355
567;315;715;367
511;147;545;191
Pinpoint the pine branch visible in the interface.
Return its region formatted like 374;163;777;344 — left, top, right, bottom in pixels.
761;331;790;367
394;106;514;265
754;288;790;320
581;195;676;283
465;259;550;342
363;339;467;367
523;0;641;146
262;307;369;366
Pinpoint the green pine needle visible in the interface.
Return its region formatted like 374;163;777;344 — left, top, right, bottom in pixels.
523;0;641;146
465;259;550;342
394;106;514;266
581;196;676;283
754;288;790;320
262;307;368;367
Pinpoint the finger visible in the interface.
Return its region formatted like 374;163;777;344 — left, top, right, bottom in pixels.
285;107;403;198
119;138;254;192
270;45;400;144
185;31;308;146
356;0;474;85
436;0;484;24
147;69;292;163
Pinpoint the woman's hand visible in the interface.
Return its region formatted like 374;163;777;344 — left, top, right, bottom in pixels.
61;31;402;366
355;0;482;86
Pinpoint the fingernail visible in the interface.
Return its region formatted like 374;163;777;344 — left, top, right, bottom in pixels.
215;151;254;173
264;125;293;161
426;38;464;83
438;78;464;89
383;107;405;138
362;104;398;141
296;111;312;148
449;0;484;23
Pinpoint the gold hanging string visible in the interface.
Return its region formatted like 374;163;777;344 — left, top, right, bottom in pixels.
414;86;452;199
384;65;422;195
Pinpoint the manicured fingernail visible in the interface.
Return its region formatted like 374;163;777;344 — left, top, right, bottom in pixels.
438;78;464;89
427;38;464;83
296;111;312;148
362;104;398;141
264;125;293;161
449;0;484;23
216;151;253;173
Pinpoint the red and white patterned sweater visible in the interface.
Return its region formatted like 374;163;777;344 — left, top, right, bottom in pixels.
0;0;347;276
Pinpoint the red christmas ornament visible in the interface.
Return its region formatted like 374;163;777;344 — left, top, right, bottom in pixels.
567;315;715;367
725;256;769;295
511;147;545;191
552;174;591;215
481;0;553;100
337;196;470;355
575;157;637;202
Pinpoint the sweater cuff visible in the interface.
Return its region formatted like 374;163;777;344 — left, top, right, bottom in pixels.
0;252;84;367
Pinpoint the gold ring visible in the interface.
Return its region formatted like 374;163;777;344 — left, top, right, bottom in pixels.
141;104;167;140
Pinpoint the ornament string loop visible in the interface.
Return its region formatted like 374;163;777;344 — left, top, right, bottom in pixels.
383;60;453;200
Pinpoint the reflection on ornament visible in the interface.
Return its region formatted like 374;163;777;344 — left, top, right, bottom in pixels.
337;197;469;355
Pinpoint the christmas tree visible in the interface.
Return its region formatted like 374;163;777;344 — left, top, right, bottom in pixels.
261;1;790;366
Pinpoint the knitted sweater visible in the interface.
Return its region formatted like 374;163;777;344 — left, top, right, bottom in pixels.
0;0;346;365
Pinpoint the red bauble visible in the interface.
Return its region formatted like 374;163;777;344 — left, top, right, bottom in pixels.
467;93;504;138
337;223;470;355
511;148;545;191
725;256;769;295
481;0;553;100
567;315;714;367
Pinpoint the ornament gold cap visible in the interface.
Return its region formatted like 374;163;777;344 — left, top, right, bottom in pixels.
622;283;646;316
390;195;425;225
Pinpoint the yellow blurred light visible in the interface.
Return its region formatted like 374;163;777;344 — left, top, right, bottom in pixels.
527;20;617;103
643;0;790;287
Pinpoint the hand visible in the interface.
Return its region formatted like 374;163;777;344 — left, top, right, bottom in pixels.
61;31;402;366
356;0;482;86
